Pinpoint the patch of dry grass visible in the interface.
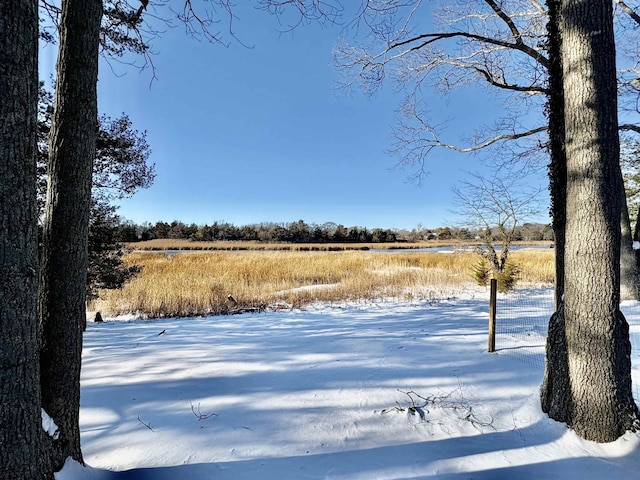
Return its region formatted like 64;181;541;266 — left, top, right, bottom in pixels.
91;249;555;318
509;248;556;284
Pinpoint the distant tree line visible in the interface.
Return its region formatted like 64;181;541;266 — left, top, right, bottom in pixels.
114;219;553;244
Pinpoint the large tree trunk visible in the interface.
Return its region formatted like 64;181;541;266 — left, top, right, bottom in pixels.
545;0;567;310
541;0;570;417
620;190;638;300
0;1;49;478
39;0;103;469
542;0;639;442
635;205;640;271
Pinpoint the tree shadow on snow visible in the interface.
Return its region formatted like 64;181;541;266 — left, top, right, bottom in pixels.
77;300;639;480
84;418;639;480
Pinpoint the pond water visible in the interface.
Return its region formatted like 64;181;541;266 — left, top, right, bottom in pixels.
141;244;553;256
371;244;553;253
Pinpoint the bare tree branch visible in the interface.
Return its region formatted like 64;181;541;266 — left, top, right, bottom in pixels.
334;1;551;182
615;0;640;25
391;98;547;158
471;64;548;93
257;0;343;30
385;29;549;69
482;0;549;67
447;126;548;153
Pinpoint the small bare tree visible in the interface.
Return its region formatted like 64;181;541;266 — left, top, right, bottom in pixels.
453;171;544;291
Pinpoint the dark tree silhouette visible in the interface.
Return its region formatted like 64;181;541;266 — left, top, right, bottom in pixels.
0;0;48;478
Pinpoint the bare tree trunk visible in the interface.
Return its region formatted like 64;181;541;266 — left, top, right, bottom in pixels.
541;0;570;418
0;1;50;478
543;0;639;442
620;190;638;300
635;206;640;270
545;0;567;310
39;0;103;469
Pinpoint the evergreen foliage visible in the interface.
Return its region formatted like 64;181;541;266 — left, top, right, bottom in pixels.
471;255;520;293
86;201;141;301
471;257;491;287
37;84;154;300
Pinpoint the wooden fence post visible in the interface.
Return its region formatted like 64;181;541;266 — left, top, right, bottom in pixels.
488;278;497;352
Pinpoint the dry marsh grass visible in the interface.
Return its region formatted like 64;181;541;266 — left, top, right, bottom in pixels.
91;248;555;318
509;248;556;284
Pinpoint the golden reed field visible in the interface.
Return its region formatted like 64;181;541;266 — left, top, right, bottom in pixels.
91;243;555;318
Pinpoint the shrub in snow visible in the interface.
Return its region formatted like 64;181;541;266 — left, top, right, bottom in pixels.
471;256;519;293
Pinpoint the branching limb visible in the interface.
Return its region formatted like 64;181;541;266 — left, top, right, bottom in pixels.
615;0;640;25
472;65;548;94
191;402;218;421
388;30;548;68
621;124;640;134
390;98;547;176
137;414;154;431
378;385;495;431
430;126;547;154
335;1;549;97
335;1;551;186
257;0;343;30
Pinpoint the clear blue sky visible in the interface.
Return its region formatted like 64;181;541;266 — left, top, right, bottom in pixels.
39;4;550;231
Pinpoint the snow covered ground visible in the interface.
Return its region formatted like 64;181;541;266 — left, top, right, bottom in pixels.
58;287;640;479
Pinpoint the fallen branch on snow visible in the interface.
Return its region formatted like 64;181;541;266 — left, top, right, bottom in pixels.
137;414;154;431
191;402;218;421
377;383;495;431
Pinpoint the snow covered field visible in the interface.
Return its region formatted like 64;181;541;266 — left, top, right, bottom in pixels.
59;287;640;479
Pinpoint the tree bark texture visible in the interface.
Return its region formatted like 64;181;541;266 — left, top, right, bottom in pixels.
543;0;639;442
635;207;640;269
541;0;571;423
545;0;567;310
39;0;103;468
619;192;638;300
0;1;49;478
